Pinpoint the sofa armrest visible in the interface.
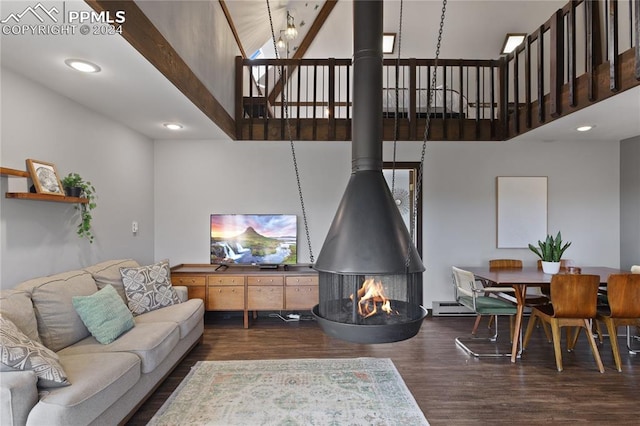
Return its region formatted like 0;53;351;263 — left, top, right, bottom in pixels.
174;286;188;302
1;370;39;426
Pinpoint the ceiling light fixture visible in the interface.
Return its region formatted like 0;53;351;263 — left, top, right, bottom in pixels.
276;30;286;50
163;123;183;130
285;11;298;40
501;33;527;55
576;125;594;132
383;33;396;54
64;59;101;73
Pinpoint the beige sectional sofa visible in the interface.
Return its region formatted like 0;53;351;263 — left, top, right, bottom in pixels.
0;259;205;426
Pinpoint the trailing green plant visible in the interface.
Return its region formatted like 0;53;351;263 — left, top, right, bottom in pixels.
61;173;97;243
528;231;571;262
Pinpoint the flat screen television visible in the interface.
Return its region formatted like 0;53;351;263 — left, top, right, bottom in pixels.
210;214;297;265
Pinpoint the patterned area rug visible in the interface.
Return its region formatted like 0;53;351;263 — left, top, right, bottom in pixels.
148;358;429;426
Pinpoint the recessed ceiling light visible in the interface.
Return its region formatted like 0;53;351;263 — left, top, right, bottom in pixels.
163;123;183;131
64;59;101;73
576;125;594;132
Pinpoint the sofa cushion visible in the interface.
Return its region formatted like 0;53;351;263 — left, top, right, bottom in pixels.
57;322;179;374
72;285;135;344
0;289;40;343
84;259;140;303
16;270;97;352
120;260;181;316
28;352;140;426
135;298;204;339
0;316;70;388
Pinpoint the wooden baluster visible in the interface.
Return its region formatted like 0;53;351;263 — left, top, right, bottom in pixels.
328;58;336;140
537;26;545;123
409;58;417;140
608;0;620;92
524;35;532;129
475;64;480;139
458;62;464;139
568;1;577;107
550;9;564;118
513;50;520;135
312;63;318;141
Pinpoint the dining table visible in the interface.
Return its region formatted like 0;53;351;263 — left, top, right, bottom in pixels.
460;266;626;362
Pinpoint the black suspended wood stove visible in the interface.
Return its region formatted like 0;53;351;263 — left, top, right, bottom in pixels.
312;0;426;344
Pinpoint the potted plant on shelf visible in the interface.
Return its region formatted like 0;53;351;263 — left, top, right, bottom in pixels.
61;173;97;243
528;231;571;274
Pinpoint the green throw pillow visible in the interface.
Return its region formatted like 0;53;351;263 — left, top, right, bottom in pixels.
72;285;135;344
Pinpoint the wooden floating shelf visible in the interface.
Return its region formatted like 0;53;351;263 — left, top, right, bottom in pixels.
2;166;88;204
5;192;89;203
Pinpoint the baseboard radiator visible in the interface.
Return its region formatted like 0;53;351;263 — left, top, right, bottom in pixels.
431;301;475;316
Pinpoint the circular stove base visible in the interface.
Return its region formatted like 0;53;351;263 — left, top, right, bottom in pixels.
312;304;427;344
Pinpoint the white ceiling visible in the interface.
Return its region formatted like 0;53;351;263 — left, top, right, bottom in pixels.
1;0;638;142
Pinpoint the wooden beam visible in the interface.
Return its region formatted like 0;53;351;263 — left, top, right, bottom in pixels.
268;0;338;105
85;0;236;139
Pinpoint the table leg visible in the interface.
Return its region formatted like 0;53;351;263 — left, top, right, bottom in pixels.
511;285;526;363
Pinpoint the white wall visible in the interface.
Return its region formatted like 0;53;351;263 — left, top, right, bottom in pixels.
0;68;155;288
620;135;640;269
136;0;240;117
154;137;621;308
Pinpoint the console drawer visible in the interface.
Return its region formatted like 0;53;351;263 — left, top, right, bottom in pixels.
207;286;244;310
247;286;284;310
248;276;284;286
208;276;244;286
285;276;319;286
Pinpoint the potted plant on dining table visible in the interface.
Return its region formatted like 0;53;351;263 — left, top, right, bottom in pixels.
528;231;571;274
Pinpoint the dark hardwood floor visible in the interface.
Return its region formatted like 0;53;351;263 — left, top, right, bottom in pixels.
127;312;639;425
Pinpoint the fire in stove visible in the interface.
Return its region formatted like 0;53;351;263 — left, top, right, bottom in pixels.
350;278;397;318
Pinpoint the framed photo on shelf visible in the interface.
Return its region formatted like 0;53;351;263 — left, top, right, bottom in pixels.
26;159;64;196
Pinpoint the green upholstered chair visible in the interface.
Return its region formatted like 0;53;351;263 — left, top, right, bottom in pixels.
452;266;518;357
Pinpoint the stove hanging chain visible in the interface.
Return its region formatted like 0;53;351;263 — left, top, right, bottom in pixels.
390;0;404;198
266;0;315;264
406;0;448;269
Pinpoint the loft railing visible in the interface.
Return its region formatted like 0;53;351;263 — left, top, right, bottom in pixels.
236;0;639;141
502;0;639;138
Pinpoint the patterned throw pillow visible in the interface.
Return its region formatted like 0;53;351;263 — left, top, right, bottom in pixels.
0;316;70;388
120;260;181;316
72;285;135;344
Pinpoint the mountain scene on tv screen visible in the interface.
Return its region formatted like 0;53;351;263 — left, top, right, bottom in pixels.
211;226;297;264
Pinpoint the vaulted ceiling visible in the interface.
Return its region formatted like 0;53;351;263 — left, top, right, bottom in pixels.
1;0;638;142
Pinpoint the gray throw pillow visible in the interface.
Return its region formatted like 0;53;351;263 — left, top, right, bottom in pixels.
0;316;70;388
120;260;181;316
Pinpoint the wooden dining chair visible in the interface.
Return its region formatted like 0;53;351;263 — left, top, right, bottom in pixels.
523;274;604;373
595;274;640;372
453;266;518;357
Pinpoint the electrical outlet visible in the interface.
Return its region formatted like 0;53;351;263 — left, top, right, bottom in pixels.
132;221;138;234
